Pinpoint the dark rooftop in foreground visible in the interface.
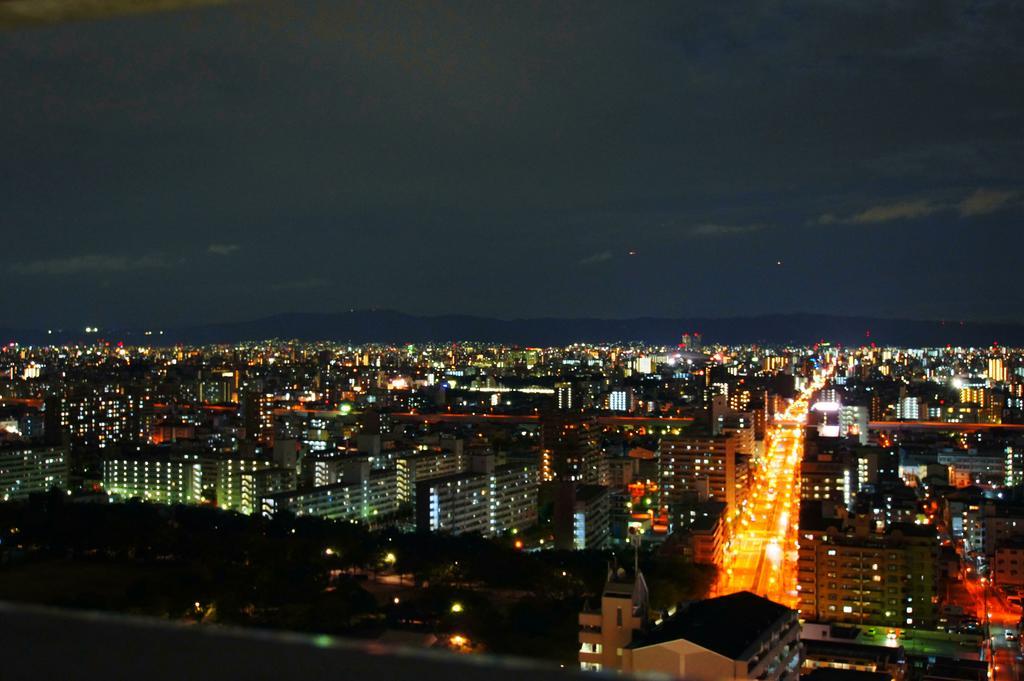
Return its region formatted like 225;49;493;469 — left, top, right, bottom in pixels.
628;590;792;660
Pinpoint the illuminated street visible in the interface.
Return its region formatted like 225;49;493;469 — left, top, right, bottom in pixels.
716;371;829;607
959;577;1023;681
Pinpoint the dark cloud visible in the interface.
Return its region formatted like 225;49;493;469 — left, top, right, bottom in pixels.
0;0;1021;326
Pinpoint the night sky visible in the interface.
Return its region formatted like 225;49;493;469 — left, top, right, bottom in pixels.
2;1;1022;328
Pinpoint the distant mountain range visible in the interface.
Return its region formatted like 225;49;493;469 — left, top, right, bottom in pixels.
2;311;1022;347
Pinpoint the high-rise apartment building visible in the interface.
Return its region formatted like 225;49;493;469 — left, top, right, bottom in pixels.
540;412;606;485
216;458;296;515
555;382;576;410
395;449;467;502
607;388;634;413
800;451;851;508
57;387;147;448
0;444;69;501
243;391;275;446
490;461;540;537
797;508;939;629
895;396;920;421
658;434;742;517
261;466;400;524
569;484;611;550
415;456;538;537
102;447;205;505
988;357;1008;383
1006;446;1024;488
838;406;869;445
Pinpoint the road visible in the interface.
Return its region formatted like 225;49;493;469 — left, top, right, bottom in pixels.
960;577;1023;681
716;371;828;607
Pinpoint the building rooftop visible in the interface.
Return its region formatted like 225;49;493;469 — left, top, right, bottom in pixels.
602;566;646;599
574;484;608;504
945;486;986;502
628;591;792;660
801;638;904;665
799;501;842;532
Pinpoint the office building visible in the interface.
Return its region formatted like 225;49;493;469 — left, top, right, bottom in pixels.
197;369;239;404
800;622;906;679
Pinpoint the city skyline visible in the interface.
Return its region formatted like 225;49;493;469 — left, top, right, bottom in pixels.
2;1;1023;327
3;3;1024;679
3;335;1024;679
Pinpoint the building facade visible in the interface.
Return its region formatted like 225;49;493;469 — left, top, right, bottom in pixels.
797;512;939;629
0;444;69;501
415;458;539;537
658;434;742;516
102;448;204;505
